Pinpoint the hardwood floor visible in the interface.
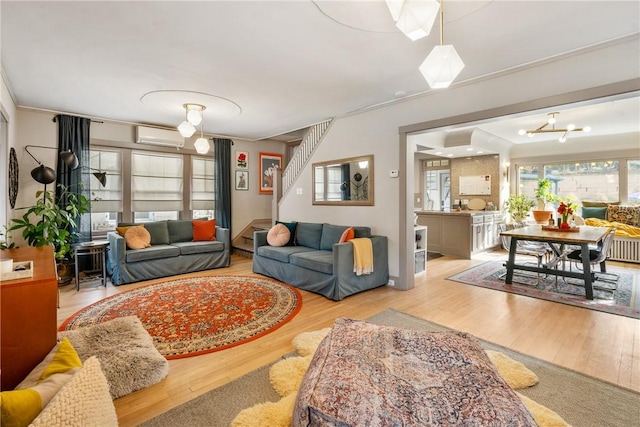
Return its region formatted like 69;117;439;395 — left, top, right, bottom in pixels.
56;251;640;426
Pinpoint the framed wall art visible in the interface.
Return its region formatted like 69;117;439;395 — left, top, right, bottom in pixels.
259;152;282;194
235;170;249;191
236;151;248;169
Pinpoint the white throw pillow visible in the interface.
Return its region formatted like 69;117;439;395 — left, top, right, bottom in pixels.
267;224;290;247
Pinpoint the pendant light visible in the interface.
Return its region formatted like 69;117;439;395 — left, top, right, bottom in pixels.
419;0;465;88
386;0;440;41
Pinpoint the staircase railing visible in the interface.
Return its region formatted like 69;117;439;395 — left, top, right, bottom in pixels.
281;119;333;196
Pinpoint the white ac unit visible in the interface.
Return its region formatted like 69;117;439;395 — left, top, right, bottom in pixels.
135;126;185;148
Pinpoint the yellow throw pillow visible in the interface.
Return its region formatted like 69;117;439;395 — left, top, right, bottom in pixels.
0;338;82;427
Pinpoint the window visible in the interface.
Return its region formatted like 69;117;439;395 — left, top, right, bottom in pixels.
131;151;183;218
192;157;215;219
90;149;122;233
544;161;619;202
629;160;640;205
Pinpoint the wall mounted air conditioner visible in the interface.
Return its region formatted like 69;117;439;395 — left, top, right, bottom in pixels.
135;126;185;148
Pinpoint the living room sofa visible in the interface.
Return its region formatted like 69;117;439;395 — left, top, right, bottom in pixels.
107;219;230;285
252;222;389;301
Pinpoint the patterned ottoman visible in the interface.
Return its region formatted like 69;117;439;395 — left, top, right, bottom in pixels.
293;318;536;426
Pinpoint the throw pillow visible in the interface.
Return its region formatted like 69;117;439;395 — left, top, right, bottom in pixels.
124;226;151;250
607;205;640;227
1;338;82;427
267;224;290;247
116;224;144;236
29;357;118;427
581;206;607;220
582;200;620;207
193;219;217;241
276;221;297;246
339;227;355;243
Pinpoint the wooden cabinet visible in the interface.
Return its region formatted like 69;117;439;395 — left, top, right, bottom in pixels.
1;246;58;390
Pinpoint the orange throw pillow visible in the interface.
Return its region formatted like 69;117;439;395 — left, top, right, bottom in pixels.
116;224;144;236
124;226;151;250
193;219;216;241
339;227;355;243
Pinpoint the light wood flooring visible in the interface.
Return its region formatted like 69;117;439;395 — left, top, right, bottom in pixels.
56;251;640;426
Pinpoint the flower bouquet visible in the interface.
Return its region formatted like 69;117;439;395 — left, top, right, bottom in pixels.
556;200;577;229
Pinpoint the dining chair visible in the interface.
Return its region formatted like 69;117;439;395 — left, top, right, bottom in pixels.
498;223;549;284
563;227;618;286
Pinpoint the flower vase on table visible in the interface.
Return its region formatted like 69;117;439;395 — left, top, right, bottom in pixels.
557;201;574;229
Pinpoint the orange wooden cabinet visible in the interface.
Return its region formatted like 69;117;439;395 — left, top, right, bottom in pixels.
1;246;58;390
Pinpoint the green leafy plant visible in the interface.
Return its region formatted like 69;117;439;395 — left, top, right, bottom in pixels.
9;184;90;260
534;178;558;209
505;194;535;221
0;225;15;250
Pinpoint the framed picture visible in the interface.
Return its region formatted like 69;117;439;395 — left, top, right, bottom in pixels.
235;170;249;191
236;151;248;169
259;152;283;194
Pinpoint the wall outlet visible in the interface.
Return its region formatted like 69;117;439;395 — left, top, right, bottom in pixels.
387;279;395;287
296;188;303;195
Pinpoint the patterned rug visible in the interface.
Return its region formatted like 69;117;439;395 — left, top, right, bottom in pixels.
447;261;639;319
59;276;302;359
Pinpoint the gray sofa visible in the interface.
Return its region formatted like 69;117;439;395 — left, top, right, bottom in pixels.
252;222;389;301
107;219;230;285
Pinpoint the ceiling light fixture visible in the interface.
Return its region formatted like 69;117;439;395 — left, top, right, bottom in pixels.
419;0;465;89
177;103;206;138
386;0;440;41
518;112;591;143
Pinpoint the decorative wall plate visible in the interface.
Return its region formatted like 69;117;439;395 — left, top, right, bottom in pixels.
467;198;486;211
9;147;18;209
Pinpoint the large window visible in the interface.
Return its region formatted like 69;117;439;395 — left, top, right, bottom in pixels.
132;151;183;220
517;157;638;208
629;160;640;204
192;156;215;219
90;149;122;233
90;146;216;233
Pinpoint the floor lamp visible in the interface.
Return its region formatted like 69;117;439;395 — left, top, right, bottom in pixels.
24;145;80;206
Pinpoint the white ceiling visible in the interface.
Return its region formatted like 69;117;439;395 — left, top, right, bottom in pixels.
2;1;639;142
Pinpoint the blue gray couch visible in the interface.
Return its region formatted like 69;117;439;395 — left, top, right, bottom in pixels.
107;220;230;285
252;222;389;301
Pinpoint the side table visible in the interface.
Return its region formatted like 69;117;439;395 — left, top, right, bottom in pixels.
73;240;109;291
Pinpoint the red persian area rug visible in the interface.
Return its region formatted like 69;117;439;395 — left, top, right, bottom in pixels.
59;276;302;359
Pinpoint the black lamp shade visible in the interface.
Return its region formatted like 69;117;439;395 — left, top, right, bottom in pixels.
60;150;79;170
31;165;56;184
92;172;107;187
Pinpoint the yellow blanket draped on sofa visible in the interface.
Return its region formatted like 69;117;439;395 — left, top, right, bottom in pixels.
351;238;374;276
584;218;640;238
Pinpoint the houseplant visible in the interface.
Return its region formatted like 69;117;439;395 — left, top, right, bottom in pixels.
532;178;557;224
504;194;535;222
9;184;90;283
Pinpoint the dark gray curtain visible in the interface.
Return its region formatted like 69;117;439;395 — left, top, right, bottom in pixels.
214;138;232;234
56;115;91;243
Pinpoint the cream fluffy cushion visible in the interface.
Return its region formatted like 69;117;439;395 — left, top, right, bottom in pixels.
269;355;313;397
231;393;296;427
291;328;331;356
30;356;117;427
267;224;290;247
124;225;151;250
486;350;539;389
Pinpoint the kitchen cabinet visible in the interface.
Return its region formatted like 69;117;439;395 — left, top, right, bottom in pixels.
416;211;503;259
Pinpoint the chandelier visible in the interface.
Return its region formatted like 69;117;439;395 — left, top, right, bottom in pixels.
177;103;210;154
518;112;592;143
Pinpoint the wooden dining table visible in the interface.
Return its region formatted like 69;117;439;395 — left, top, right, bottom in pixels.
500;225;612;300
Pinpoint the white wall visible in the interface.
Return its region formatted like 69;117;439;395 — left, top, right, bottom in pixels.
12;108;285;241
280;36;640;282
1;70;18;230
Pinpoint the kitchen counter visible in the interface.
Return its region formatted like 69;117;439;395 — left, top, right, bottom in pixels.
415;211;504;259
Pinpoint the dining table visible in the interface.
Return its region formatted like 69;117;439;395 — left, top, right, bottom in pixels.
500;225;612;300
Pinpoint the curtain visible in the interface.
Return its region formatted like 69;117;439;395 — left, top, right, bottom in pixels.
214;138;232;234
56;115;91;243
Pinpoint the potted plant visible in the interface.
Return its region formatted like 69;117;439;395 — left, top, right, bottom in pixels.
504;194;535;222
532;178;557;224
9;184;90;284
